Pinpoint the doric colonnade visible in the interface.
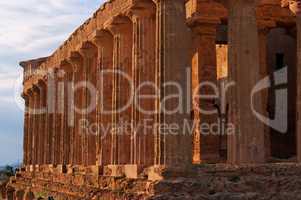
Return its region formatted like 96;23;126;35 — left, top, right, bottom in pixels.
19;0;301;180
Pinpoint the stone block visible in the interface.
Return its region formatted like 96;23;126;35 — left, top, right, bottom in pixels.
148;165;196;181
48;164;55;173
86;165;103;175
66;165;73;174
85;175;98;186
25;166;31;172
148;165;164;181
124;165;143;179
72;174;85;186
103;165;125;177
72;165;86;174
56;165;68;174
29;165;34;172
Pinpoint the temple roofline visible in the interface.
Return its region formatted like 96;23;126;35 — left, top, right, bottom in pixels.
19;57;49;69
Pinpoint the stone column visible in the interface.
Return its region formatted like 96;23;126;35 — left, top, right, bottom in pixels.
106;16;133;166
22;93;29;166
190;20;220;163
80;44;98;166
58;69;65;165
24;89;33;166
69;52;84;165
92;30;114;167
286;1;301;162
68;67;75;165
32;85;40;167
27;90;34;166
37;81;47;165
149;0;193;180
60;61;72;165
258;21;274;161
129;4;156;168
227;0;265;164
296;16;301;162
47;70;57;165
52;69;64;165
61;70;68;166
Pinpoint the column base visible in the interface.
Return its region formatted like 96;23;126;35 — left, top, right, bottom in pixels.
29;165;34;172
25;165;31;172
71;165;86;174
194;154;226;164
71;165;85;186
84;165;102;186
66;164;73;174
38;164;48;172
124;165;144;179
104;165;125;177
85;165;103;176
147;165;195;181
47;164;55;173
35;165;41;172
55;164;68;173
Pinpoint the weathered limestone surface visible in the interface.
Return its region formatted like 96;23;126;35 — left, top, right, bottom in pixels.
226;0;265;164
92;30;114;166
6;164;301;200
153;0;192;167
188;1;222;164
9;0;301;199
286;0;301;163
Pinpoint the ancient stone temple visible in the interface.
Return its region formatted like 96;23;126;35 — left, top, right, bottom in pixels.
6;0;301;199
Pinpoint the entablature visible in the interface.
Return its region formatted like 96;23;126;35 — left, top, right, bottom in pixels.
21;0;153;89
186;0;295;27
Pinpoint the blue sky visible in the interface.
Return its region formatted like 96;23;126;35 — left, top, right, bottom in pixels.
0;0;104;166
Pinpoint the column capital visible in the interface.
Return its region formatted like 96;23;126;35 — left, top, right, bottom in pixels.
257;19;276;35
68;51;83;72
36;79;47;91
216;0;261;8
152;0;186;3
91;29;112;48
32;84;40;94
60;59;73;74
282;0;301;16
104;15;131;35
21;92;29;100
188;17;220;36
79;41;97;59
25;88;34;97
127;3;156;19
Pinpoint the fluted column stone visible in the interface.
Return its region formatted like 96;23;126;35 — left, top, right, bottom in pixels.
22;93;29;166
80;43;98;166
37;81;47;165
257;20;275;161
148;0;193;181
92;30;114;166
32;85;40;167
61;61;74;165
190;19;220;163
68;52;84;165
227;0;265;164
129;4;156;168
47;70;57;165
106;16;133;165
288;4;301;161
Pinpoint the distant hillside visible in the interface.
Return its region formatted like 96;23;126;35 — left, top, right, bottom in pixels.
0;162;21;171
